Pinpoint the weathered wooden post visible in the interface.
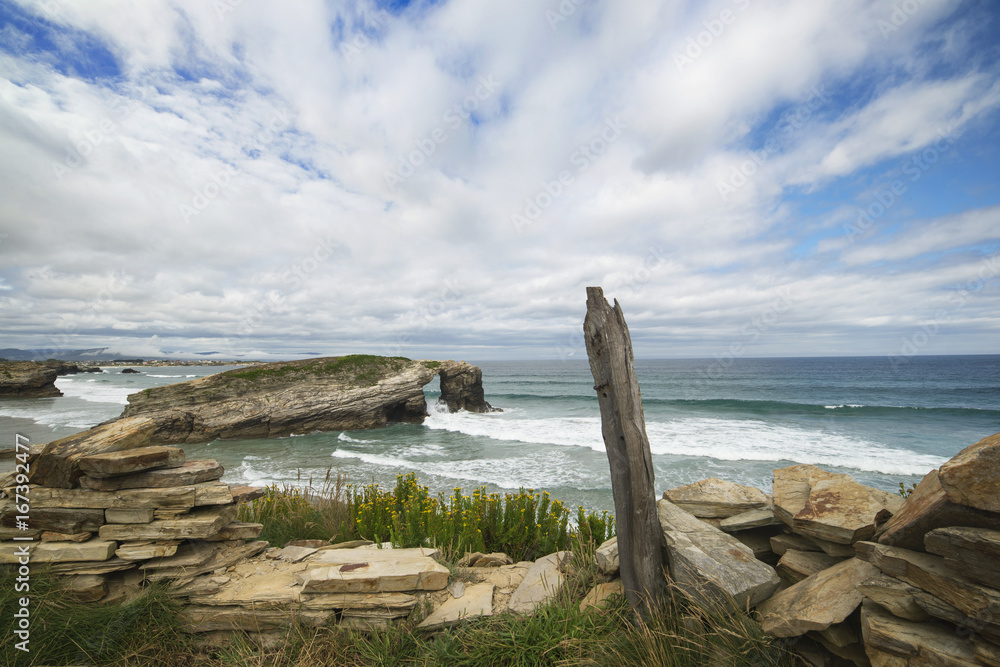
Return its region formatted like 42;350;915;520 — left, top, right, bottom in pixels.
583;286;666;621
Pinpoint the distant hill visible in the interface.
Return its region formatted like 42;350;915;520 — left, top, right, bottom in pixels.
0;347;141;362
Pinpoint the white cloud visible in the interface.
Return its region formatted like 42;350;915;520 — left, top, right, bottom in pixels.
0;0;997;360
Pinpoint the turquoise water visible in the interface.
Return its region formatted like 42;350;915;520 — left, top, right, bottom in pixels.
2;356;997;515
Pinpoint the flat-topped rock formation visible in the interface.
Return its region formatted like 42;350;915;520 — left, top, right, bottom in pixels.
118;355;495;443
0;360;62;398
30;355;497;487
0;360;103;398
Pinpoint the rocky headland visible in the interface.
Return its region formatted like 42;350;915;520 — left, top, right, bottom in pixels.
0;360;102;398
30;355;497;487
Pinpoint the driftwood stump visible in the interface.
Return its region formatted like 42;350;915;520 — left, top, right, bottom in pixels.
583;286;666;621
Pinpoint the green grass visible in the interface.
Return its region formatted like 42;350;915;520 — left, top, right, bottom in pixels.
228;355;412;386
0;568;194;667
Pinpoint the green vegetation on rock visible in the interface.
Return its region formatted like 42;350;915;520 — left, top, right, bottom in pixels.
227;354;412;386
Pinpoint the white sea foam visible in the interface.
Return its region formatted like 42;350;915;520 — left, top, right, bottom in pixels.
338;432;377;444
54;377;135;405
330;448;592;489
0;402;102;429
422;411;946;476
146;374;199;378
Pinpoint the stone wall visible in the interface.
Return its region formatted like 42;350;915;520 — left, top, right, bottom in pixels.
603;431;1000;666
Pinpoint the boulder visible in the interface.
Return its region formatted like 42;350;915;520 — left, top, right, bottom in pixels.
0;361;61;397
938;432;1000;513
806;536;857;558
178;605;333;633
65;574;108;602
417;582;495;629
0;538;118;564
860;599;978;666
773;465;902;545
105;508;155;524
116;542;180;560
468;552;513;568
595;536;619;575
775;550;841;584
875;469;1000;551
29;416;159;488
580;580;624;613
856;572;929;622
298;549;449;594
730;527;781;563
79;446;184;478
757;558;877;637
40;531;93;542
0;506;104;534
855;541;1000;638
508;551;572;615
145;540;267;584
99;505;237;541
772;465;838;527
663;478;769;518
770;533;822;556
79;459;225;490
24;483;232;510
657;499;779;609
203;522;263;542
719;507;781;532
924;526;1000;590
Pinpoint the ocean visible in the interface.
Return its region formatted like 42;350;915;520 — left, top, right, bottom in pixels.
2;356;998;516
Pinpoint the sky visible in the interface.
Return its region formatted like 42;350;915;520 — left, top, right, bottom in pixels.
0;0;998;362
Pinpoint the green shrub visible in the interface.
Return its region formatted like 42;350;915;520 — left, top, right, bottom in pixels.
342;473;614;562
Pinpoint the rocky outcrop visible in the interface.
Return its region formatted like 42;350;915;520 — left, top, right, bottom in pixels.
29;356;498;487
117;356;495;444
42;360;103;375
663;477;770;518
0;361;61;397
657;498;780;609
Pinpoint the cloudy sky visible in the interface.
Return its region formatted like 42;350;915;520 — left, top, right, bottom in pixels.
0;0;998;361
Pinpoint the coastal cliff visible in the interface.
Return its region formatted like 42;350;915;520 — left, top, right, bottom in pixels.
117;355;495;444
0;360;104;398
0;361;61;398
30;355;497;487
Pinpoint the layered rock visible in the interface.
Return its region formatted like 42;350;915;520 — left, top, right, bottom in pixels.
30;355;498;487
0;361;61;397
657;498;779;609
662;477;770;518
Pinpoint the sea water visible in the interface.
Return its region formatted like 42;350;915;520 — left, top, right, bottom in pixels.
1;356;997;515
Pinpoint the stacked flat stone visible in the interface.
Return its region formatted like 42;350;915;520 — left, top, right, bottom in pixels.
754;432;1000;666
0;445;266;603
